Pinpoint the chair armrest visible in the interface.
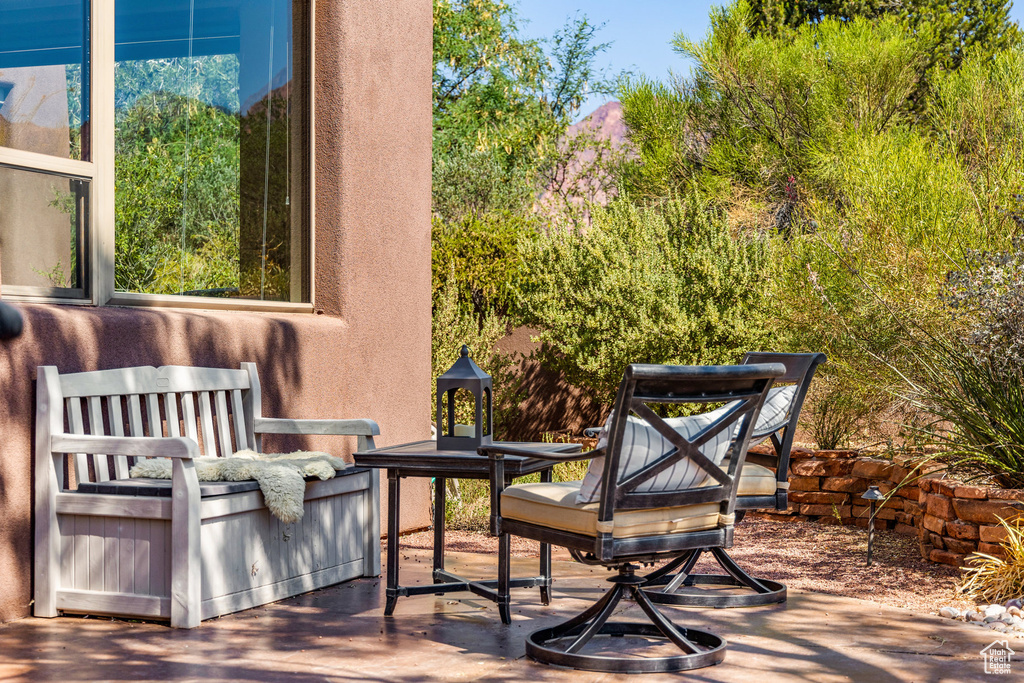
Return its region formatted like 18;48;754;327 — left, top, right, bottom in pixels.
583;427;602;438
478;444;604;462
253;417;381;436
50;433;199;459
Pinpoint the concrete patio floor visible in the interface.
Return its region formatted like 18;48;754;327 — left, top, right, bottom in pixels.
0;548;1012;682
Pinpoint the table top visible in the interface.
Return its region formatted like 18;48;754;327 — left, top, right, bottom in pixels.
353;440;583;478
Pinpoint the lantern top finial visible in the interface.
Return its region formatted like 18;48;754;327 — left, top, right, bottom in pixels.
438;344;491;382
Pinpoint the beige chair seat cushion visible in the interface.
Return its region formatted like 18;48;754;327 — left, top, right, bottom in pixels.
501;463;778;539
501;482;722;539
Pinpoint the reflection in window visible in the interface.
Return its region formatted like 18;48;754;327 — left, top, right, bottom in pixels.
113;0;308;301
0;1;90;161
0;166;88;296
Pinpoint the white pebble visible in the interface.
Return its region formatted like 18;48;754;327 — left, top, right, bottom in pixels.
969;611;986;622
939;606;960;619
985;604;1007;617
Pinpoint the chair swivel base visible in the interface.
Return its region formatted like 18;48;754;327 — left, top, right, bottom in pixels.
642;546;787;608
526;564;727;674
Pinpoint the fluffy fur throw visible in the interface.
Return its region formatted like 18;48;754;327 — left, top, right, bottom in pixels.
129;450;349;523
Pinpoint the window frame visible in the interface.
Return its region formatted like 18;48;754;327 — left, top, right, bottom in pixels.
0;0;316;313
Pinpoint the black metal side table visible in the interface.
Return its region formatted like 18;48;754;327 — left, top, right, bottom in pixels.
353;439;581;624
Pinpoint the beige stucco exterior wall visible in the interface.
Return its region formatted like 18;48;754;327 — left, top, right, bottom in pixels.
0;0;433;624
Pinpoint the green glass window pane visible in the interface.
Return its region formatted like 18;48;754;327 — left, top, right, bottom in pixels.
113;0;308;301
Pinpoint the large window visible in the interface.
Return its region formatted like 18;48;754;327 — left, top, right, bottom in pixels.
0;0;311;307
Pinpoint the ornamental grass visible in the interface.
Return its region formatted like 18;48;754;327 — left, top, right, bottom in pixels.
959;516;1024;605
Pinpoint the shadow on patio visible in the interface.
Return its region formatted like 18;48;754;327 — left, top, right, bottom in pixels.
0;549;1004;682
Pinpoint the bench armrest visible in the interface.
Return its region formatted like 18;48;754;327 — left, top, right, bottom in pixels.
50;433;199;459
253;417;381;437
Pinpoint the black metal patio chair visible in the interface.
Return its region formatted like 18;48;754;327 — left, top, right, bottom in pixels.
641;352;826;608
481;362;784;673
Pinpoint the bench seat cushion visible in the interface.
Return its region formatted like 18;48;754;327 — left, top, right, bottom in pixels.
76;478;262;497
75;467;371;498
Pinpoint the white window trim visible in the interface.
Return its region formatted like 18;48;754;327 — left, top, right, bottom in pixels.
0;0;316;313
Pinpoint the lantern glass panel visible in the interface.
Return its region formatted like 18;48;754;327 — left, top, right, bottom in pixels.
442;387;479;435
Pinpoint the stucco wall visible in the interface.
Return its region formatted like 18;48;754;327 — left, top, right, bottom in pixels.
0;0;432;624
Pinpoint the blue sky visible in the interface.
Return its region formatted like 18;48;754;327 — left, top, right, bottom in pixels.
514;0;1024;119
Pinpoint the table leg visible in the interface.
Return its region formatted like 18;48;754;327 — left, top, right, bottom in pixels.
539;466;553;605
498;530;511;624
433;477;447;590
384;470;401;616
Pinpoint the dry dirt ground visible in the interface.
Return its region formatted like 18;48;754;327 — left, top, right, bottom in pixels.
396;516;973;616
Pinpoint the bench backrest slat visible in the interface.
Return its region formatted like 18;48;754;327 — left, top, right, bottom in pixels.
198;391;217;457
66;397;89;485
44;365;256;487
145;394;161;437
87;396;110;481
127;394;145;437
214;390;233;456
164;392;181;438
231;389;248;451
181;393;199;445
107;395;129;479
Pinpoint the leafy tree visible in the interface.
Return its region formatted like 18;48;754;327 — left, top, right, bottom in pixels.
432;0;612;220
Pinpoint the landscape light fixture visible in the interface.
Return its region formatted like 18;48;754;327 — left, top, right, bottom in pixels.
861;485;885;566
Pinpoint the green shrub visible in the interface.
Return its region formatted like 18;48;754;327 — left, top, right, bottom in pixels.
516;194;771;405
431;212;537;315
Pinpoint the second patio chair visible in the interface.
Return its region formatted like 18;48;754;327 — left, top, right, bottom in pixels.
641;351;826;608
482;362;784;673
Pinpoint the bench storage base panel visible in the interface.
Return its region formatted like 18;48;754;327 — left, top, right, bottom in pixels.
34;363;382;628
52;470;375;622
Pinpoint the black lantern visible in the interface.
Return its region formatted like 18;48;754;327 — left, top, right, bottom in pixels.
436;345;493;451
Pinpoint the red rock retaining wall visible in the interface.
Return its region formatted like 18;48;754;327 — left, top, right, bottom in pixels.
746;447;1024;567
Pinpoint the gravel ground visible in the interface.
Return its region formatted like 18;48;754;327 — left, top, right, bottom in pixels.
394;516;972;616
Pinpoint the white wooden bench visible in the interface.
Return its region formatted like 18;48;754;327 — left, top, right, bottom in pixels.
34;363;381;628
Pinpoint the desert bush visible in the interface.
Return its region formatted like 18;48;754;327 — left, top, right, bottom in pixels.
807;375;873;450
516;194;771;406
902;336;1024;488
960;516;1024;604
943;235;1024;371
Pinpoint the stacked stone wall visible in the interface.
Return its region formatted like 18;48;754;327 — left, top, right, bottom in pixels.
746;446;1024;567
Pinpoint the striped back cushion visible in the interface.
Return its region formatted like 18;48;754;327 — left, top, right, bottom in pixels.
576;411;735;505
750;385;796;441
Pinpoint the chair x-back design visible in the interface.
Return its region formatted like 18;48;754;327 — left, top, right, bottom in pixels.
643;352;826;608
482;362;784;673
